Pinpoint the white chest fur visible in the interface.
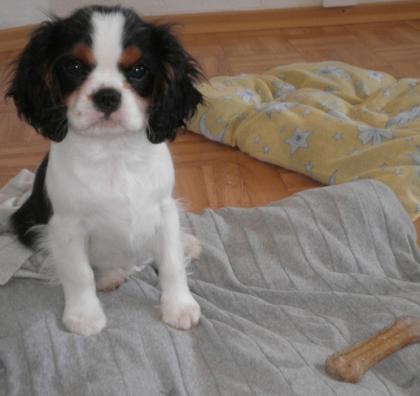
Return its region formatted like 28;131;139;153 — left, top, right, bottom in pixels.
46;131;175;264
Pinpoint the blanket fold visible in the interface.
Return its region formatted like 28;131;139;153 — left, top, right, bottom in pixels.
188;61;420;220
1;174;420;395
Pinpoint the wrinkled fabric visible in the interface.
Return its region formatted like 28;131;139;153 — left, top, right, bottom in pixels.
188;61;420;219
1;179;420;395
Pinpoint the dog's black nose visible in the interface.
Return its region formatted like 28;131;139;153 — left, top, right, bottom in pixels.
92;88;121;115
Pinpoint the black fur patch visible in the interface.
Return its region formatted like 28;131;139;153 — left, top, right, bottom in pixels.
11;154;52;247
5;9;93;142
121;9;204;143
146;23;203;143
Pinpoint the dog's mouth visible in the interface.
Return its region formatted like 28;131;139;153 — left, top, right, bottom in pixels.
83;113;124;131
95;116;121;128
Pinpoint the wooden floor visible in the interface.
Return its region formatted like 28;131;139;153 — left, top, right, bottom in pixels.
1;15;420;236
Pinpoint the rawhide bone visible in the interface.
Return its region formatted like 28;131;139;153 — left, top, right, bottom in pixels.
325;316;420;383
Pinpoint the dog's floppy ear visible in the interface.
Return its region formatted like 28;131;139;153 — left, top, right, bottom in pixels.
6;20;68;142
147;24;203;144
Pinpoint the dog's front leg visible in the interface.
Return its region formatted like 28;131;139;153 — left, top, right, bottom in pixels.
156;199;200;330
48;216;106;335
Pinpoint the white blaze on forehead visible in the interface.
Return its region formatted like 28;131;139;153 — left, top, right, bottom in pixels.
91;11;125;68
68;10;147;135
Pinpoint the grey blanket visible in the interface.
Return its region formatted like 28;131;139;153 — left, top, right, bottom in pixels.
1;178;420;396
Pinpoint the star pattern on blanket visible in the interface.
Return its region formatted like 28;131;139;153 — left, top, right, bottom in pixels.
286;128;311;155
235;89;260;105
272;81;296;99
231;73;249;81
383;87;393;98
198;113;227;143
263;145;270;155
189;62;420;219
302;107;312;117
357;125;393;145
316;65;351;81
386;106;420;128
304;161;314;175
329;170;338;185
407;79;418;89
259;102;297;118
368;71;384;81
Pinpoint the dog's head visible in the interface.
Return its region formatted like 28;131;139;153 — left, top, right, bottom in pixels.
6;6;203;143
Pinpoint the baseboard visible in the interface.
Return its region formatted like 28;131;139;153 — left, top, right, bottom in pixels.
0;1;419;42
157;1;420;34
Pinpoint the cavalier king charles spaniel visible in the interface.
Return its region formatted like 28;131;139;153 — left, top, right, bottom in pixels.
6;5;204;335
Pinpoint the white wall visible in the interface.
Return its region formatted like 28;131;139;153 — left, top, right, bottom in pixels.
49;0;322;18
46;0;411;17
0;0;408;29
361;0;408;2
0;0;323;28
1;0;48;29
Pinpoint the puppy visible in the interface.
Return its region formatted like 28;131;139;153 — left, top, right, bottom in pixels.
6;5;203;336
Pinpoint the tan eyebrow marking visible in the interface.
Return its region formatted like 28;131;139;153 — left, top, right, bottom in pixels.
72;43;95;65
119;46;142;68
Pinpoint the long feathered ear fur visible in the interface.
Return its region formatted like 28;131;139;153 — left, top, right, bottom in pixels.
5;20;68;142
147;24;203;144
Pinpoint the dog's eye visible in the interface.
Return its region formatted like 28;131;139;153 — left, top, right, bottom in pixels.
127;64;147;80
63;58;86;77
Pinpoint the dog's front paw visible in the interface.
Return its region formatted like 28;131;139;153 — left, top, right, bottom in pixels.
161;292;201;330
63;301;106;336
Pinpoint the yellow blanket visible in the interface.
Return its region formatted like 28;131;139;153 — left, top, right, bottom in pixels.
188;62;420;220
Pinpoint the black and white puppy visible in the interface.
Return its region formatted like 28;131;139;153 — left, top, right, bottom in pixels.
6;6;203;335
